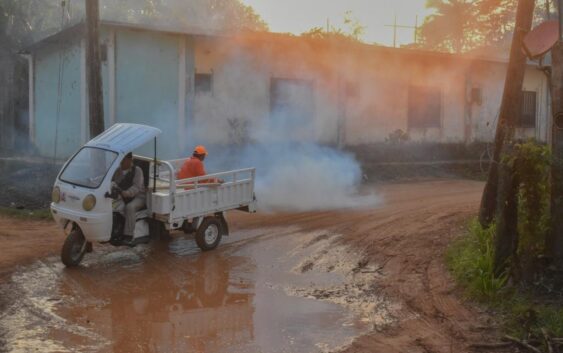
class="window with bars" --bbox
[407,85,442,129]
[518,90,537,128]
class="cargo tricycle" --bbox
[50,123,257,267]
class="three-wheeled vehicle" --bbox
[50,123,257,267]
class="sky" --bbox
[240,0,436,47]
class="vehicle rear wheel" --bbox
[195,217,223,251]
[61,229,87,267]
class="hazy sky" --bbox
[240,0,435,47]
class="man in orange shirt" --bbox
[177,145,223,186]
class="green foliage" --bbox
[448,219,563,344]
[420,0,477,53]
[502,298,563,341]
[0,207,52,220]
[419,0,551,53]
[447,219,508,301]
[227,118,252,146]
[385,129,410,144]
[2,0,269,52]
[509,140,551,275]
[301,10,366,43]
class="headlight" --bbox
[83,194,96,211]
[52,187,61,203]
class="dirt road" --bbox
[0,180,501,353]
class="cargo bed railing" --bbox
[173,168,256,192]
[135,156,256,221]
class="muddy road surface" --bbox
[0,180,501,353]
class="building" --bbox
[23,21,551,159]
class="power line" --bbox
[384,14,419,48]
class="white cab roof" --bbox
[86,123,162,153]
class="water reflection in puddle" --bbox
[0,227,366,352]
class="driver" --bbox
[112,152,145,239]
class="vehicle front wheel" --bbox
[61,229,87,267]
[195,217,223,251]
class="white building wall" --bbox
[192,35,551,146]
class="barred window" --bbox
[519,90,537,128]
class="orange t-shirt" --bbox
[177,157,206,180]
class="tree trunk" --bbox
[548,41,563,264]
[478,0,536,227]
[494,150,520,275]
[85,0,104,138]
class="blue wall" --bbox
[33,26,195,160]
[34,39,82,159]
[115,29,182,160]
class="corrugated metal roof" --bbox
[86,123,161,153]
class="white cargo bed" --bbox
[144,158,256,227]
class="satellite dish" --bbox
[523,20,559,59]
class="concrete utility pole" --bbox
[548,0,563,263]
[478,0,536,228]
[85,0,104,137]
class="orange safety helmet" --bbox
[194,145,208,156]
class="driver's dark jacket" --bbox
[112,166,145,200]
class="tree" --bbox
[480,0,536,273]
[419,0,550,53]
[100,0,268,32]
[419,0,477,53]
[2,0,268,51]
[302,11,366,42]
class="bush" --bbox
[448,218,563,346]
[510,141,551,280]
[447,219,508,301]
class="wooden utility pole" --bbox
[478,0,536,228]
[85,0,104,137]
[548,0,563,264]
[490,0,536,273]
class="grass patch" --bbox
[447,219,507,301]
[0,207,52,220]
[447,219,563,344]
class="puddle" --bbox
[0,227,370,353]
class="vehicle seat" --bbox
[133,158,150,211]
[133,159,151,189]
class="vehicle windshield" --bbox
[59,147,118,189]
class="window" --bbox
[195,73,212,94]
[519,91,537,128]
[100,43,108,62]
[408,85,442,129]
[270,78,314,121]
[269,78,315,139]
[59,147,118,189]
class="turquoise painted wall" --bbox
[33,27,195,160]
[115,29,182,159]
[100,28,111,129]
[34,39,82,159]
